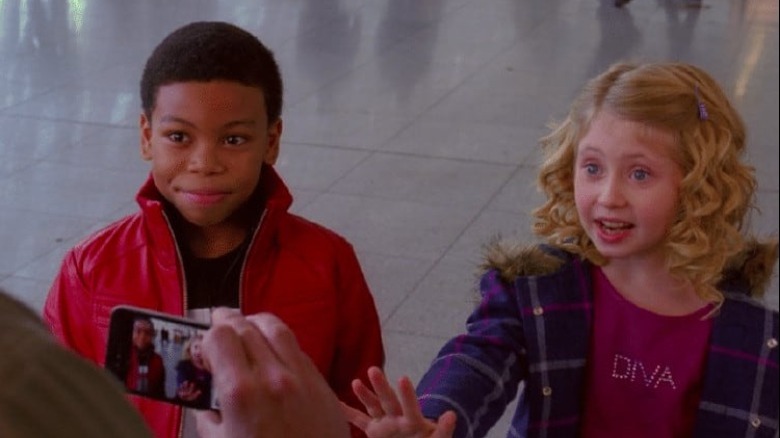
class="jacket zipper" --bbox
[161,210,188,438]
[238,209,267,311]
[161,211,189,316]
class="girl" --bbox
[175,333,212,408]
[344,62,779,438]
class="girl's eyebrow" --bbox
[576,145,603,156]
[577,145,659,162]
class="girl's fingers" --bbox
[351,378,385,418]
[396,376,426,423]
[366,367,403,417]
[340,401,371,431]
[350,370,451,438]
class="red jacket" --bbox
[44,167,385,438]
[126,347,166,399]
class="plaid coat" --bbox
[416,244,779,438]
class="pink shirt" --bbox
[581,266,713,438]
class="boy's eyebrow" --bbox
[158,115,258,129]
[159,115,193,126]
[223,119,258,129]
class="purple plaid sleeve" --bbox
[416,269,528,438]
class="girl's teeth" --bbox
[601,221,629,230]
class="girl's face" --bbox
[190,338,204,367]
[574,110,683,266]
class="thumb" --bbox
[432,411,457,438]
[194,409,221,438]
[340,401,371,431]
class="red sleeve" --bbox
[331,241,385,437]
[43,249,101,363]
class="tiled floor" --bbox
[1,0,777,435]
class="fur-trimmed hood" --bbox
[481,238,778,299]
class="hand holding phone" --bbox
[105,305,216,410]
[107,306,351,437]
[195,309,350,438]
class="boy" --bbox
[44,21,384,438]
[127,317,165,398]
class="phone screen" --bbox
[105,305,217,410]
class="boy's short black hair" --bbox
[133,316,154,329]
[140,21,283,123]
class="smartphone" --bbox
[105,305,218,410]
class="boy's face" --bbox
[132,320,155,350]
[140,81,281,230]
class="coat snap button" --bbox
[533,306,544,316]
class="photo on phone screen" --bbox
[105,305,218,410]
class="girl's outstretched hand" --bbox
[342,366,457,438]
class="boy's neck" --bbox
[182,221,249,259]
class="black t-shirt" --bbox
[181,242,246,309]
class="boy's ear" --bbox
[139,113,153,161]
[263,119,283,165]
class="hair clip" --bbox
[695,85,708,121]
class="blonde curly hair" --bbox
[181,333,204,362]
[533,61,756,306]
